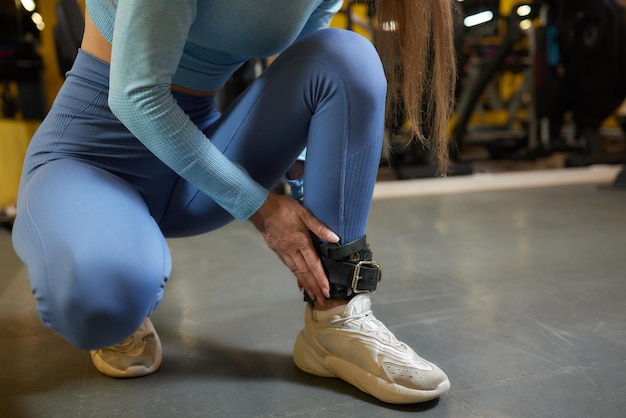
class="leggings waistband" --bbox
[68,49,112,88]
[67,49,218,116]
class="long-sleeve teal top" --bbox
[86,0,343,221]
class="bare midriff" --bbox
[81,11,217,97]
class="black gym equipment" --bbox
[535,0,626,166]
[0,0,46,120]
[451,0,626,170]
[451,0,530,161]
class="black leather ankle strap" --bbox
[305,236,382,301]
[318,236,369,260]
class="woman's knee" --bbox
[299,28,387,97]
[43,248,168,349]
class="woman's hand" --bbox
[249,193,339,305]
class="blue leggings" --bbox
[12,29,386,349]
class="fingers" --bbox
[290,210,334,303]
[280,250,329,303]
[249,193,339,303]
[303,212,340,244]
[299,244,330,299]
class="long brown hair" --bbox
[374,0,457,174]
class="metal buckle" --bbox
[351,260,381,293]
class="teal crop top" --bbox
[86,0,343,221]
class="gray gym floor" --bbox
[1,167,626,417]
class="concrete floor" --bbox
[1,168,626,417]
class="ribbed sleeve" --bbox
[107,0,268,221]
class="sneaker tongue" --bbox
[343,294,372,316]
[312,295,373,324]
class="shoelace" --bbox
[331,310,403,346]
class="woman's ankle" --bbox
[313,299,348,311]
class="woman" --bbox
[12,0,456,404]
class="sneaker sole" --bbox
[293,331,450,404]
[90,344,162,378]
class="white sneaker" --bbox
[90,317,162,378]
[293,294,450,404]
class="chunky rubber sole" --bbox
[293,330,450,404]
